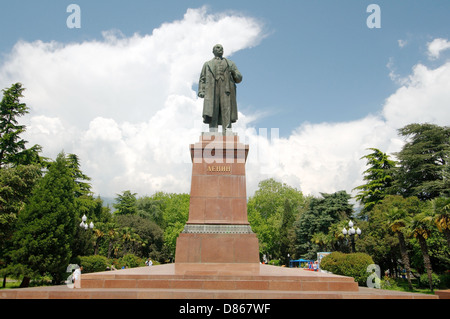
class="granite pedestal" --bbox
[175,133,260,267]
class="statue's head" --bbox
[213,44,224,58]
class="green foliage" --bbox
[320,252,374,286]
[149,192,190,257]
[357,206,398,273]
[248,178,305,261]
[380,277,399,290]
[432,197,450,247]
[0,164,41,242]
[267,259,281,266]
[9,152,77,284]
[115,214,164,260]
[117,254,144,268]
[439,272,450,288]
[395,123,450,200]
[353,148,396,216]
[114,190,138,215]
[295,191,353,259]
[248,178,304,219]
[0,83,42,168]
[418,272,440,289]
[66,153,92,198]
[136,196,165,227]
[78,255,110,274]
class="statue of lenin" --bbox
[198,44,242,133]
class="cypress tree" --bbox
[9,152,77,286]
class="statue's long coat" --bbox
[198,58,242,125]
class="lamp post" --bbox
[342,220,361,253]
[80,214,94,230]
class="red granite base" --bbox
[0,264,439,299]
[175,233,260,264]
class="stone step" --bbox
[0,264,438,299]
[0,286,438,299]
[79,277,359,292]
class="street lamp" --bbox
[80,214,94,230]
[342,220,361,252]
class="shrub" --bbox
[320,252,374,286]
[439,272,450,289]
[380,277,398,290]
[418,273,440,289]
[78,255,110,273]
[268,259,281,266]
[117,254,144,269]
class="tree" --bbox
[354,148,396,216]
[279,198,297,265]
[248,178,304,219]
[382,195,421,290]
[67,153,92,197]
[71,197,112,259]
[247,179,305,260]
[432,197,450,248]
[0,83,45,284]
[408,206,435,291]
[158,193,190,258]
[114,190,138,215]
[8,152,77,286]
[115,214,164,261]
[0,165,41,242]
[136,196,165,227]
[0,83,42,168]
[93,222,119,258]
[0,164,42,287]
[295,191,353,259]
[357,209,399,277]
[395,123,450,201]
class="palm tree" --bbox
[432,197,450,248]
[311,232,330,252]
[408,208,435,291]
[118,227,144,257]
[93,225,105,256]
[105,223,119,258]
[386,204,413,290]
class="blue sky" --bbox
[2,0,448,135]
[0,1,449,197]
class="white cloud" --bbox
[383,62,450,128]
[398,39,408,48]
[427,38,450,60]
[246,58,450,197]
[1,7,449,201]
[0,7,264,196]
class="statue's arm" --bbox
[230,62,242,84]
[198,63,207,98]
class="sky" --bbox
[0,0,449,201]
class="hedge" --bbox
[320,252,374,286]
[78,255,110,273]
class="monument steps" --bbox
[0,264,438,299]
[79,275,359,292]
[0,286,438,299]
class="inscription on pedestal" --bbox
[207,165,231,173]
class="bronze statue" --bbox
[198,44,242,133]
